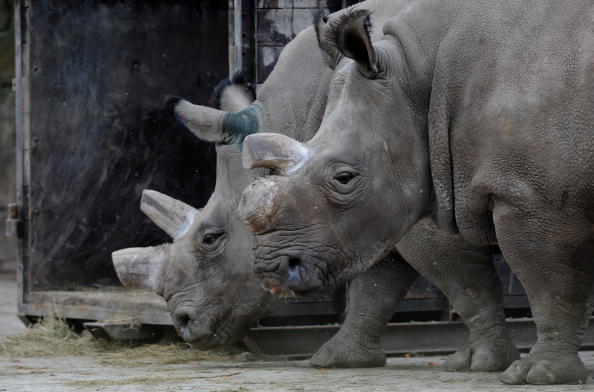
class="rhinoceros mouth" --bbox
[253,251,334,296]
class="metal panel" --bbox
[247,317,594,357]
[0,0,16,274]
[254,0,348,83]
[15,1,228,296]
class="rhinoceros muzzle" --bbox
[252,247,327,297]
[172,307,219,346]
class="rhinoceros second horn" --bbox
[140,189,199,240]
[172,98,260,146]
[242,133,309,172]
[173,99,227,143]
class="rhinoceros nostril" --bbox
[174,312,191,329]
[289,257,300,270]
[287,258,302,285]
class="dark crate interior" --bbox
[22,1,227,290]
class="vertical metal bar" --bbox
[14,0,31,312]
[233,0,243,76]
[251,0,256,85]
[14,0,24,310]
[228,0,235,78]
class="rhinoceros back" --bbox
[400,0,594,243]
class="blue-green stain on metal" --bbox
[222,104,260,150]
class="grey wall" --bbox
[0,0,15,274]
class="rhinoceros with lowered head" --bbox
[114,0,519,371]
[239,1,594,384]
[113,0,421,368]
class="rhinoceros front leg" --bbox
[310,251,418,368]
[397,219,520,372]
[493,208,594,385]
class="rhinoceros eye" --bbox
[335,172,355,185]
[323,163,366,208]
[202,232,224,246]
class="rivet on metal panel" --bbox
[5,203,20,238]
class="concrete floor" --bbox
[1,354,593,392]
[0,273,26,339]
[1,273,594,392]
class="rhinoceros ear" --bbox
[167,96,227,143]
[112,245,170,296]
[319,9,378,78]
[167,97,261,146]
[213,71,257,113]
[140,190,200,240]
[315,13,343,70]
[242,133,309,173]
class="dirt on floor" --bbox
[2,274,594,392]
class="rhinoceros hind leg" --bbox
[500,353,587,385]
[494,206,594,385]
[398,219,519,373]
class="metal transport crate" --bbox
[11,0,593,356]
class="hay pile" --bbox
[0,316,235,366]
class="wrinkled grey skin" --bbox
[240,0,594,384]
[114,0,426,366]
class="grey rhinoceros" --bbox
[112,0,420,368]
[114,0,518,371]
[239,1,594,385]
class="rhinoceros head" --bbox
[113,187,276,348]
[238,10,433,296]
[112,17,337,346]
[112,72,280,348]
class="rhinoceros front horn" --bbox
[238,177,282,235]
[112,245,170,295]
[242,133,309,172]
[112,190,200,295]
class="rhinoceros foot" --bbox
[442,338,520,372]
[310,334,386,368]
[499,352,587,385]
